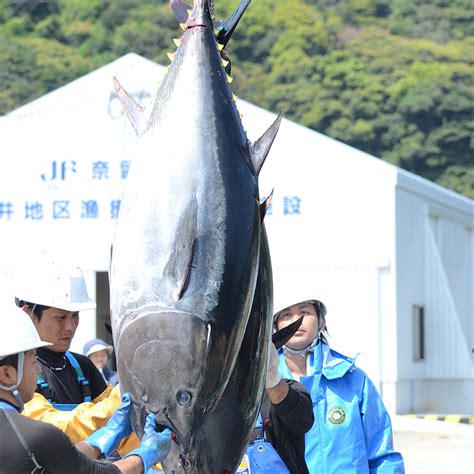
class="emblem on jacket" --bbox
[327,406,346,424]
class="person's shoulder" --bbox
[327,348,370,382]
[328,347,355,364]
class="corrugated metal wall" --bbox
[395,186,473,413]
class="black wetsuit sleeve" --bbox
[259,379,313,474]
[0,410,120,474]
[272,379,314,434]
[36,424,120,474]
[72,352,108,399]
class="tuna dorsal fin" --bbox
[170,0,192,24]
[250,113,282,176]
[259,190,274,222]
[163,196,198,302]
[113,76,146,136]
[215,0,251,47]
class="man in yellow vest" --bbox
[16,257,138,454]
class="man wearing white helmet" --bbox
[273,295,405,474]
[15,260,108,411]
[0,308,171,473]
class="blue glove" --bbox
[124,413,172,472]
[85,392,133,457]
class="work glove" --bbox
[85,392,133,457]
[124,413,172,472]
[265,343,282,389]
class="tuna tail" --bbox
[182,0,213,28]
[170,0,192,24]
[272,317,304,349]
[171,0,251,47]
[113,77,147,136]
[215,0,251,47]
[251,113,282,176]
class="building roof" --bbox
[3,52,471,211]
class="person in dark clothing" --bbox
[35,346,107,405]
[0,307,171,474]
[241,344,313,473]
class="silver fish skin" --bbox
[110,0,265,455]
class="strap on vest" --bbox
[36,352,92,408]
[65,352,92,403]
[3,408,44,472]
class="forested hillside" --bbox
[1,0,472,197]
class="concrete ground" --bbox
[391,415,473,473]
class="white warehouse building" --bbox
[0,53,472,415]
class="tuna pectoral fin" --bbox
[113,77,146,136]
[251,113,282,176]
[170,0,192,24]
[163,197,198,301]
[272,316,304,349]
[216,0,251,47]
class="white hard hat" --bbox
[273,289,327,323]
[273,286,318,318]
[0,307,52,359]
[14,259,96,312]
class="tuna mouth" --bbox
[155,407,188,454]
[156,410,195,471]
[187,23,208,29]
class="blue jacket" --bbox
[278,342,405,473]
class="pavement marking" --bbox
[404,414,474,424]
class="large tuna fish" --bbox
[109,0,281,470]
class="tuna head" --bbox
[115,307,212,445]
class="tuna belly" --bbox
[116,309,210,448]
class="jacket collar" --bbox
[313,343,357,380]
[278,342,358,380]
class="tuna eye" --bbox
[177,390,192,406]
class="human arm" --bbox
[266,379,289,404]
[265,344,289,403]
[84,393,132,457]
[22,384,120,443]
[265,344,313,434]
[361,377,405,473]
[25,418,121,474]
[268,379,313,434]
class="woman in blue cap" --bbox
[84,339,118,386]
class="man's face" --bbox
[31,308,79,352]
[275,301,319,351]
[88,349,109,369]
[18,350,42,403]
